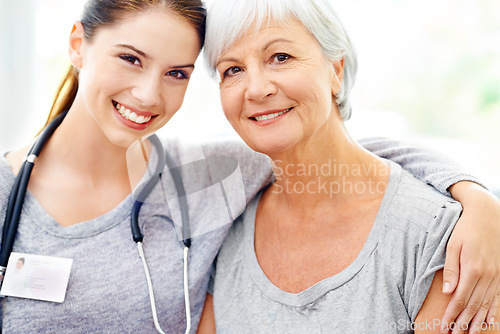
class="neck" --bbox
[36,101,146,189]
[266,114,390,212]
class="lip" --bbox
[249,107,293,125]
[112,100,157,130]
[249,108,290,119]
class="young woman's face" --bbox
[70,9,201,147]
[215,18,343,156]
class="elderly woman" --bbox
[197,0,500,333]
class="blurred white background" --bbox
[0,0,498,196]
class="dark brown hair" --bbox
[43,0,206,129]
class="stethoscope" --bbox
[0,110,192,334]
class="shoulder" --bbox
[383,165,462,235]
[377,165,462,268]
[161,136,274,202]
[161,136,270,170]
[2,144,31,177]
[0,151,17,232]
[200,138,271,173]
[378,164,462,319]
[0,151,17,195]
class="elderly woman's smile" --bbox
[199,0,500,332]
[215,18,344,156]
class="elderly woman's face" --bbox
[215,18,344,155]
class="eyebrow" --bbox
[173,64,196,70]
[115,44,195,69]
[263,38,294,51]
[216,38,294,67]
[116,44,148,58]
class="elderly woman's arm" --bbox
[360,137,500,333]
[443,182,500,333]
[415,270,500,334]
[197,294,216,334]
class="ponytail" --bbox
[40,66,78,132]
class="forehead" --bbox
[90,9,201,54]
[248,16,308,38]
[221,17,319,55]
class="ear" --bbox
[68,21,85,69]
[330,58,345,96]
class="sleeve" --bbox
[0,159,12,329]
[358,137,485,195]
[406,200,462,320]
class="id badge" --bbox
[0,252,73,303]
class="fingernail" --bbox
[442,282,451,293]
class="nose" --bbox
[131,73,162,107]
[244,66,277,102]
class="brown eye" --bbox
[224,66,243,78]
[119,54,141,66]
[166,70,189,80]
[273,53,290,63]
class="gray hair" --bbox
[204,0,357,120]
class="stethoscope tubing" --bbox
[1,110,68,269]
[130,134,191,247]
[130,134,192,334]
[130,134,166,243]
[1,110,192,334]
[128,134,192,334]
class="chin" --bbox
[246,139,294,157]
[104,131,143,150]
[257,129,301,153]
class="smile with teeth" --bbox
[253,108,292,121]
[114,103,152,124]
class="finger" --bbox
[441,268,478,334]
[451,274,495,334]
[468,279,497,334]
[443,243,462,294]
[485,280,500,326]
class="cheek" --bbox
[158,84,191,122]
[80,64,124,99]
[220,87,241,122]
[286,71,332,110]
[168,86,188,110]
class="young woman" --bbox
[0,0,499,333]
[0,1,210,332]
